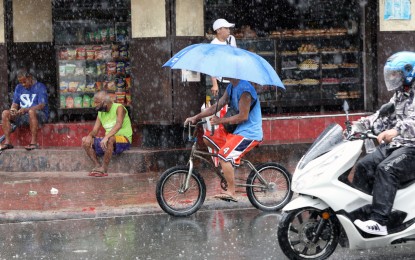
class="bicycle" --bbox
[156,121,293,217]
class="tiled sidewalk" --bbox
[0,170,253,222]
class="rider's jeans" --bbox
[353,145,389,193]
[371,146,415,225]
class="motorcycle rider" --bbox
[352,52,415,193]
[353,51,415,236]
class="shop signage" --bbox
[380,0,414,31]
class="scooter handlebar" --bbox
[347,131,378,141]
[367,133,378,139]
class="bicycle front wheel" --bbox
[156,166,206,217]
[246,162,293,211]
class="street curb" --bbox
[0,205,162,223]
[0,198,254,223]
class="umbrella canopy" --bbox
[163,43,284,89]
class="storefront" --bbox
[204,0,371,114]
[0,0,398,147]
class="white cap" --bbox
[213,18,235,31]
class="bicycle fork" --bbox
[180,143,197,192]
[180,158,194,192]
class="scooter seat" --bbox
[399,179,415,189]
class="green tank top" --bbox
[98,103,132,143]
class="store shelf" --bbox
[237,29,362,109]
[279,37,361,107]
[298,52,319,55]
[281,52,298,56]
[321,51,340,54]
[281,67,298,70]
[57,43,131,109]
[257,51,274,56]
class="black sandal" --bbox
[0,144,13,151]
[25,144,39,150]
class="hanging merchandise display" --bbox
[53,0,131,111]
[58,39,130,109]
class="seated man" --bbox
[1,68,49,151]
[82,91,132,177]
[184,78,262,202]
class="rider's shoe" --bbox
[354,219,388,236]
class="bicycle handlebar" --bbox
[184,121,206,142]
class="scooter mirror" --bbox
[378,103,395,117]
[343,101,350,113]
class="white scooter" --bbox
[277,102,415,260]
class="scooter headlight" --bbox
[292,148,345,192]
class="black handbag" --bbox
[223,106,239,133]
[223,87,257,134]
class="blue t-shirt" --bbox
[226,80,263,140]
[13,81,49,118]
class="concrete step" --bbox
[0,143,308,173]
[0,147,190,173]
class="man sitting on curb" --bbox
[82,91,132,177]
[1,68,49,151]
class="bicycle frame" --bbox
[181,122,268,191]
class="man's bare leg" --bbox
[1,110,13,145]
[203,138,218,152]
[100,137,115,173]
[28,110,39,145]
[219,159,236,197]
[82,137,101,170]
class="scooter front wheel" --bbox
[278,207,340,260]
[156,166,206,217]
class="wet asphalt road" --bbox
[0,208,414,259]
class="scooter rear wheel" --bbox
[278,207,340,260]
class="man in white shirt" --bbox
[210,18,237,96]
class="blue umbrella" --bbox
[163,43,284,89]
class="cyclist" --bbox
[184,78,262,202]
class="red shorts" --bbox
[203,128,261,166]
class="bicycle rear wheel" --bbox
[156,166,206,217]
[246,162,293,211]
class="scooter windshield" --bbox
[298,123,344,169]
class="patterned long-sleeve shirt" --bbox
[360,90,415,137]
[392,112,415,147]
